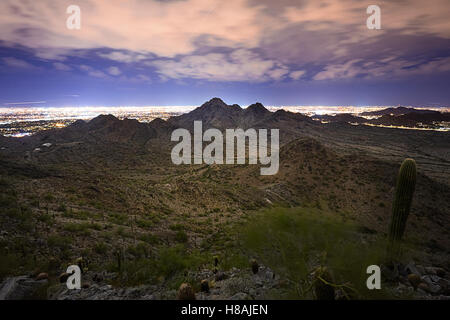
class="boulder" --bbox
[407,274,421,289]
[215,272,227,281]
[177,283,195,300]
[35,273,48,281]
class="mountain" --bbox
[168,98,243,129]
[168,97,312,131]
[0,97,449,300]
[368,112,450,127]
[312,113,366,123]
[360,106,440,116]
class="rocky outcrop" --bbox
[49,265,281,300]
[0,276,48,300]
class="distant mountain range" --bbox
[0,98,316,152]
[313,106,449,128]
[359,106,441,116]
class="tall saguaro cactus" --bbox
[388,158,417,257]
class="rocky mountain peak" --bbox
[245,103,269,114]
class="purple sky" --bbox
[0,0,450,107]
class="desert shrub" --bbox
[237,207,392,299]
[47,235,72,250]
[174,230,188,243]
[43,193,54,202]
[94,242,108,255]
[138,233,159,244]
[37,213,53,224]
[107,244,209,287]
[57,203,67,213]
[116,226,132,238]
[127,243,150,259]
[0,251,39,281]
[64,222,102,234]
[169,223,185,231]
[136,218,153,229]
[109,212,128,225]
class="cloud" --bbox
[2,57,36,69]
[53,62,72,71]
[0,0,265,58]
[107,66,121,76]
[150,49,289,82]
[4,101,46,105]
[80,64,106,78]
[0,0,449,82]
[98,51,148,63]
[313,56,450,80]
[289,70,306,80]
[135,74,151,82]
[313,60,362,80]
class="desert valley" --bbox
[0,98,449,300]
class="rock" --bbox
[407,274,422,289]
[399,276,409,285]
[250,259,259,274]
[35,273,48,281]
[82,282,91,289]
[418,282,430,293]
[215,272,227,281]
[177,283,196,300]
[435,268,446,277]
[437,278,450,295]
[0,276,48,300]
[422,275,441,294]
[394,283,414,297]
[254,278,263,287]
[398,263,409,277]
[416,265,426,275]
[405,262,420,276]
[230,292,251,300]
[93,273,104,283]
[200,280,209,293]
[425,267,446,277]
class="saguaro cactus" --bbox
[388,158,417,256]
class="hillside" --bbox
[0,98,449,299]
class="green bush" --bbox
[47,235,72,250]
[237,207,392,299]
[94,242,108,255]
[174,230,188,243]
[106,244,209,287]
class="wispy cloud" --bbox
[53,62,72,71]
[4,101,46,105]
[80,65,107,78]
[2,57,36,69]
[150,49,288,82]
[107,66,121,76]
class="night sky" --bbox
[0,0,450,107]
